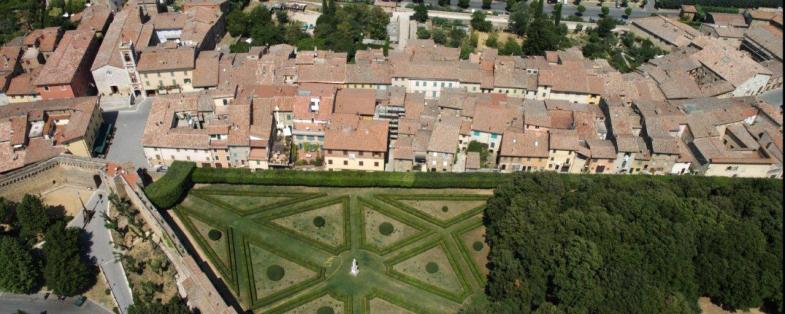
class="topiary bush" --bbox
[425,262,439,273]
[266,265,285,281]
[379,222,394,235]
[144,161,195,209]
[442,205,449,212]
[316,306,335,314]
[472,241,484,251]
[313,216,326,228]
[208,229,222,241]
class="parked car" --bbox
[73,296,87,307]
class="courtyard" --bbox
[172,184,493,313]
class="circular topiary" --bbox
[208,229,222,241]
[317,307,335,314]
[441,205,449,212]
[425,262,439,274]
[473,241,484,251]
[378,222,394,235]
[313,216,326,228]
[266,265,285,281]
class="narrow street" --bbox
[0,292,112,314]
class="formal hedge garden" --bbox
[144,161,195,209]
[172,182,491,313]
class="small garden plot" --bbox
[391,244,464,295]
[187,215,231,268]
[461,226,490,276]
[362,206,423,252]
[271,201,347,250]
[396,198,487,221]
[368,297,415,314]
[247,244,320,299]
[285,293,345,314]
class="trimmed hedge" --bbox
[192,168,510,189]
[144,161,196,209]
[656,0,780,9]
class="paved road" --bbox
[0,292,111,314]
[69,186,134,314]
[760,88,783,108]
[405,0,678,20]
[104,98,152,170]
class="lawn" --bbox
[173,185,492,313]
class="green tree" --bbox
[438,0,451,6]
[16,195,50,242]
[43,221,94,297]
[508,1,530,36]
[553,3,562,25]
[458,0,471,9]
[0,197,14,225]
[624,7,632,17]
[275,10,289,24]
[522,17,562,55]
[448,27,467,48]
[413,3,428,23]
[225,9,248,37]
[498,37,522,55]
[432,28,447,44]
[485,32,499,47]
[576,4,586,16]
[0,236,41,293]
[416,27,431,39]
[471,11,492,32]
[596,16,616,37]
[128,296,191,314]
[601,6,610,17]
[482,0,493,9]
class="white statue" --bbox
[350,258,359,276]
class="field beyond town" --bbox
[173,184,493,313]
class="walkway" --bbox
[69,185,134,314]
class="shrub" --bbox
[144,161,195,209]
[425,262,439,273]
[266,265,285,281]
[208,229,222,241]
[472,241,484,251]
[442,205,449,212]
[317,307,335,314]
[313,216,326,228]
[379,222,395,235]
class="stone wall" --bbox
[0,156,105,201]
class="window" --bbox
[172,79,177,86]
[157,73,161,78]
[343,160,348,165]
[184,79,191,84]
[491,133,497,139]
[433,82,437,87]
[415,81,419,87]
[432,91,437,98]
[374,162,379,167]
[328,159,333,165]
[359,161,364,166]
[472,131,479,136]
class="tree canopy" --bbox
[480,173,783,314]
[0,236,41,293]
[42,221,95,297]
[128,296,192,314]
[16,194,51,242]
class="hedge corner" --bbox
[144,161,196,209]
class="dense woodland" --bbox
[472,173,783,314]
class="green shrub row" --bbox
[357,198,434,255]
[384,241,471,303]
[191,167,510,189]
[263,196,351,254]
[144,161,196,209]
[192,189,326,217]
[374,194,488,228]
[656,0,779,9]
[451,219,487,285]
[241,238,326,309]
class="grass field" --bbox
[173,184,492,313]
